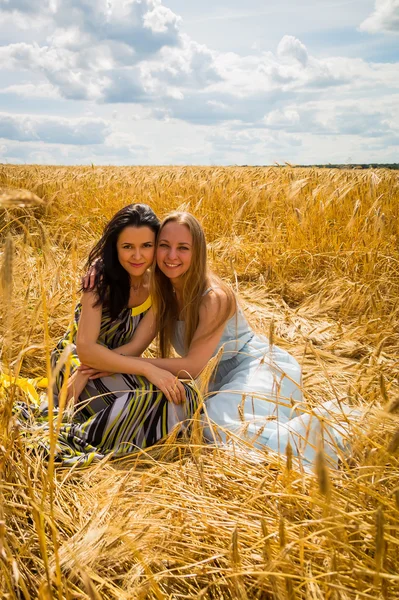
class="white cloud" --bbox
[261,102,398,139]
[0,43,109,100]
[0,113,110,144]
[331,107,392,136]
[360,0,399,34]
[0,1,213,103]
[277,35,308,67]
[143,36,221,90]
[0,139,148,165]
[0,83,60,98]
[155,45,399,129]
[207,126,302,152]
[1,0,183,66]
[202,125,303,166]
[143,4,181,34]
[1,2,396,117]
[263,108,301,129]
[0,0,48,13]
[48,27,92,51]
[0,8,48,33]
[0,0,398,164]
[51,0,181,56]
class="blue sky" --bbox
[0,0,398,165]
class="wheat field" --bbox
[0,164,399,599]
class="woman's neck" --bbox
[170,276,183,292]
[130,272,149,290]
[127,272,150,307]
[173,288,183,315]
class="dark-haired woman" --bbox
[50,204,199,466]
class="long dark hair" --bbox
[87,204,160,319]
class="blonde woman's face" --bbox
[157,222,193,281]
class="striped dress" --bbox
[49,297,200,466]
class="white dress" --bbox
[172,305,356,470]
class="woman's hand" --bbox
[78,362,186,405]
[66,370,89,404]
[144,365,186,405]
[80,362,186,403]
[78,364,113,379]
[81,259,101,291]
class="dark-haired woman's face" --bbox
[116,226,156,278]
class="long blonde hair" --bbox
[151,212,236,357]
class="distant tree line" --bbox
[297,163,399,170]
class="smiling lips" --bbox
[164,262,181,269]
[129,262,145,268]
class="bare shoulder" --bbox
[80,289,102,311]
[200,286,236,318]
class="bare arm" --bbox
[76,292,150,373]
[113,308,157,357]
[138,289,234,378]
[76,292,185,403]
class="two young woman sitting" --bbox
[51,204,353,468]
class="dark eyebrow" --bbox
[122,240,154,244]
